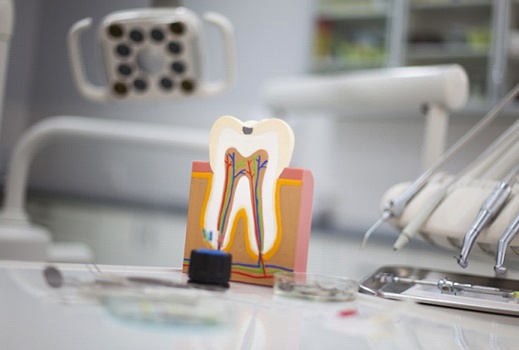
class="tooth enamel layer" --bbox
[204,116,294,258]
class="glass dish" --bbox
[273,272,358,302]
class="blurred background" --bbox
[2,0,519,270]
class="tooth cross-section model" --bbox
[183,116,314,286]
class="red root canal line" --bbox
[213,148,269,274]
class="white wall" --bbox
[1,1,41,177]
[2,0,517,233]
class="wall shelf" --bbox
[407,44,489,61]
[316,0,389,20]
[311,0,519,110]
[409,1,491,11]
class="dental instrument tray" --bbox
[359,265,519,316]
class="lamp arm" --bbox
[201,12,237,96]
[422,103,450,170]
[262,64,469,113]
[0,116,209,224]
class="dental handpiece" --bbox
[362,82,519,249]
[458,166,519,268]
[494,213,519,275]
[377,273,517,298]
[361,169,432,249]
[394,119,519,251]
[393,180,453,251]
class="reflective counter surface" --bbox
[2,260,519,350]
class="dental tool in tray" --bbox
[362,82,519,252]
[375,272,518,299]
[360,266,519,316]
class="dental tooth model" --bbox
[182,116,314,286]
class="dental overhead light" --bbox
[69,5,236,102]
[367,82,519,252]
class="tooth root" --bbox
[204,116,294,259]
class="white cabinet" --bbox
[311,0,519,109]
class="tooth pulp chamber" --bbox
[203,117,294,268]
[217,148,269,252]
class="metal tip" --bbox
[393,232,410,251]
[360,212,391,249]
[360,222,379,249]
[494,265,507,276]
[457,256,468,268]
[359,236,370,249]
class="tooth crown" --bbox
[183,116,313,286]
[209,116,294,176]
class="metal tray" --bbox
[359,265,519,317]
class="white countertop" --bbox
[16,195,519,348]
[1,260,519,350]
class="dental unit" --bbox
[393,119,519,252]
[364,81,519,249]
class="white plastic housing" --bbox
[382,178,519,262]
[263,64,469,170]
[262,64,469,114]
[0,224,51,261]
